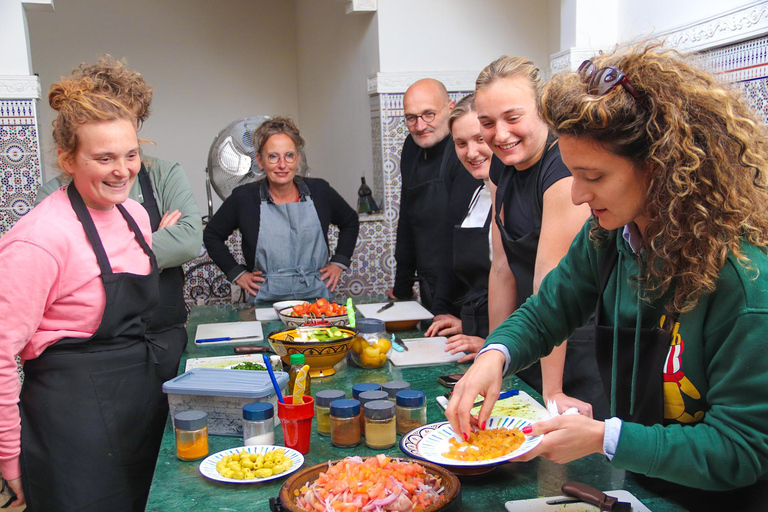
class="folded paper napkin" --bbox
[546,399,580,418]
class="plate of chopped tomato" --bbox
[401,417,543,471]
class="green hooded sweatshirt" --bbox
[485,221,768,490]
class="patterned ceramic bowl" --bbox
[267,325,356,377]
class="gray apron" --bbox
[252,179,331,302]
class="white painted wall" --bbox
[376,0,555,75]
[294,0,380,206]
[26,0,299,214]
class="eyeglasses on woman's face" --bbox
[265,152,297,164]
[578,60,643,102]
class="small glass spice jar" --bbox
[330,399,361,448]
[395,390,427,435]
[174,410,209,461]
[357,390,389,435]
[315,389,345,436]
[242,402,274,446]
[364,400,397,449]
[382,380,410,401]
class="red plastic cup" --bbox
[277,395,315,454]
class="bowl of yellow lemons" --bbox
[347,318,392,369]
[267,325,356,377]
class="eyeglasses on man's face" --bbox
[265,152,297,164]
[578,60,643,102]
[405,103,448,126]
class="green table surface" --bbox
[146,303,684,511]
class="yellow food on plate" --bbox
[442,427,525,461]
[215,449,291,480]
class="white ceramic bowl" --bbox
[277,306,349,328]
[272,300,305,314]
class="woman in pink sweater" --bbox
[0,70,164,510]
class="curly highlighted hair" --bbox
[541,42,768,315]
[48,75,136,171]
[70,54,153,127]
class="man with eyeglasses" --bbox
[388,79,481,311]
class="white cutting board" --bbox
[254,308,279,321]
[356,301,434,322]
[194,321,264,345]
[505,490,650,511]
[436,390,550,423]
[389,337,465,366]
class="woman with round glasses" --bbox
[204,117,359,301]
[472,55,608,418]
[446,43,768,506]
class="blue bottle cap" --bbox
[330,398,361,418]
[396,389,426,407]
[352,382,382,398]
[315,389,346,407]
[242,402,274,421]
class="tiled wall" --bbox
[0,100,41,237]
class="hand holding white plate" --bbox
[414,416,542,467]
[199,445,304,484]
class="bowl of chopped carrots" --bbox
[278,299,349,328]
[277,454,461,512]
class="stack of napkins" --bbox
[546,399,580,418]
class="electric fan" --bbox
[204,115,310,218]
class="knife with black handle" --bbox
[561,482,632,511]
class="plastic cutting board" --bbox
[194,321,264,345]
[504,490,651,511]
[388,337,465,366]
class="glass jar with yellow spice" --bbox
[358,390,389,436]
[314,389,345,437]
[174,410,209,461]
[364,400,396,449]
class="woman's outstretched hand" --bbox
[444,349,505,439]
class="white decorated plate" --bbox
[410,417,542,467]
[199,445,304,484]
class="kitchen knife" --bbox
[233,345,274,354]
[392,334,409,351]
[376,301,395,313]
[561,482,632,512]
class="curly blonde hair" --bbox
[541,42,768,315]
[70,54,153,128]
[253,116,305,155]
[49,75,136,170]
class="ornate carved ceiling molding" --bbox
[656,0,768,52]
[0,75,41,100]
[368,71,479,95]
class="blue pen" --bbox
[263,353,284,403]
[473,389,519,408]
[196,335,261,343]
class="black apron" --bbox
[19,184,166,512]
[593,233,768,509]
[493,137,607,418]
[451,193,492,338]
[138,165,188,383]
[405,141,454,311]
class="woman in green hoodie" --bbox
[446,43,768,506]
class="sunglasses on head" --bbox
[578,60,643,102]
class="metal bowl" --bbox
[277,456,462,512]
